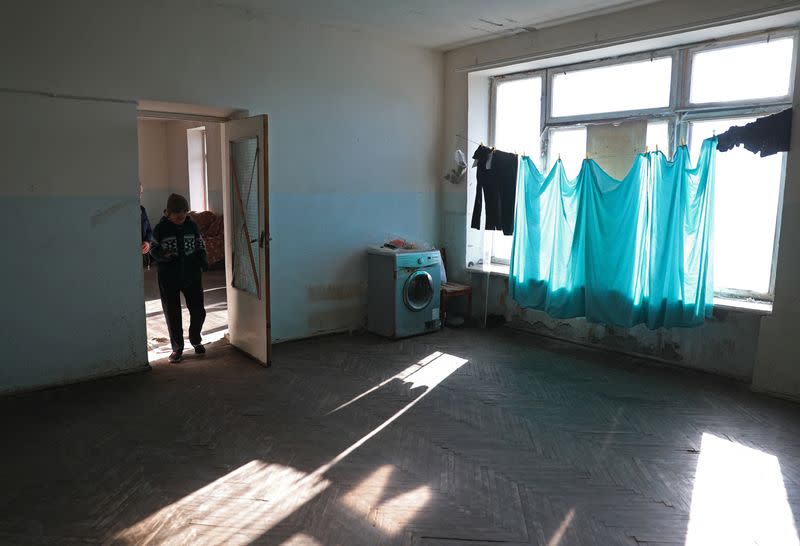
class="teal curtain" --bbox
[509,138,717,329]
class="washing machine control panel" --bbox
[397,251,440,269]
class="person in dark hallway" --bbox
[150,193,208,363]
[140,183,153,266]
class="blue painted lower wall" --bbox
[0,195,149,393]
[269,191,437,342]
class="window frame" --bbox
[488,28,799,299]
[682,31,798,110]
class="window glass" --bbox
[646,121,670,154]
[690,38,794,104]
[494,77,542,163]
[690,118,783,294]
[551,57,672,117]
[548,127,587,179]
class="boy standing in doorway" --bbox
[150,194,208,363]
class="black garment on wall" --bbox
[716,108,793,157]
[471,145,518,236]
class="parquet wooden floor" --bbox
[1,327,799,545]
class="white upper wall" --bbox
[0,1,442,197]
[137,120,168,192]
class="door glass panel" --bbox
[405,271,433,311]
[230,137,261,297]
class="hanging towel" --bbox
[716,108,792,157]
[510,138,717,330]
[471,145,518,236]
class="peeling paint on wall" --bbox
[90,199,133,226]
[307,282,367,302]
[307,304,366,334]
[472,273,761,381]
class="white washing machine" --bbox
[367,247,441,338]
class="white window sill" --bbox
[712,297,772,315]
[466,263,773,316]
[466,263,510,277]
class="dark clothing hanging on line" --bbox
[471,145,518,236]
[716,108,793,157]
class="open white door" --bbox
[222,115,271,366]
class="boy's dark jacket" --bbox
[150,216,209,284]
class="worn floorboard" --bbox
[1,327,799,545]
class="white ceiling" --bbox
[211,0,660,50]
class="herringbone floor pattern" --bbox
[1,327,799,545]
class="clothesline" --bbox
[457,107,792,160]
[459,134,694,161]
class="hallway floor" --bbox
[144,266,228,361]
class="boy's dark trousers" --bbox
[158,276,206,352]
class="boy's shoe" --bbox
[169,351,183,363]
[194,344,206,355]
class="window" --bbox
[187,126,209,212]
[548,127,586,179]
[690,38,794,104]
[689,118,785,296]
[551,57,672,117]
[487,31,795,299]
[488,76,543,264]
[494,76,542,158]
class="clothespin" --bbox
[558,153,561,161]
[655,144,659,153]
[645,145,649,153]
[680,138,686,147]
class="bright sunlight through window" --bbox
[486,32,792,299]
[552,57,672,117]
[690,38,794,104]
[548,127,587,180]
[690,118,784,295]
[494,77,542,160]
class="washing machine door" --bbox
[403,269,434,311]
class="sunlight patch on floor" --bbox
[147,328,228,363]
[328,350,466,415]
[114,461,331,545]
[548,508,576,546]
[117,351,465,543]
[280,533,322,545]
[686,433,799,546]
[342,464,432,535]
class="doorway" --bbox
[137,102,231,362]
[136,101,272,366]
